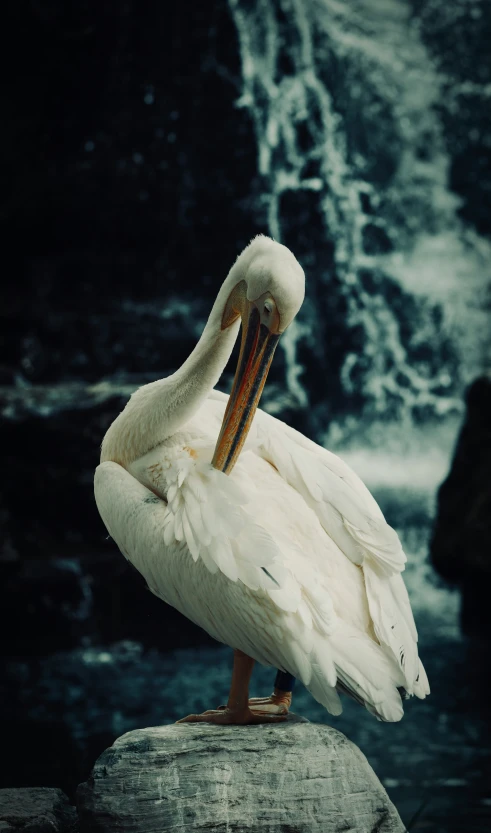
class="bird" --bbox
[94,234,429,725]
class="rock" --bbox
[0,788,76,832]
[431,375,491,581]
[77,720,405,833]
[430,375,491,636]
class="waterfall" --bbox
[227,0,490,428]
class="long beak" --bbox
[211,302,280,475]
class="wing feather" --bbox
[255,410,405,574]
[94,461,341,713]
[245,401,427,698]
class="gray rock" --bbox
[0,788,77,832]
[77,717,405,833]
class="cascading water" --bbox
[228,0,490,430]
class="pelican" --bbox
[95,235,429,725]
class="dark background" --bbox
[1,1,490,831]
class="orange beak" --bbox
[211,302,280,475]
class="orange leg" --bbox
[217,687,292,715]
[247,688,292,714]
[176,650,288,725]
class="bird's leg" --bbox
[250,669,294,712]
[176,649,287,725]
[218,670,295,715]
[248,688,293,714]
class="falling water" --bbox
[228,0,490,423]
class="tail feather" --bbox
[363,560,419,692]
[307,666,343,715]
[330,625,406,722]
[413,658,430,699]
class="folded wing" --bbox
[208,389,429,701]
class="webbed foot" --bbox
[176,706,287,725]
[217,689,292,715]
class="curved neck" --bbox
[169,311,240,425]
[101,266,243,467]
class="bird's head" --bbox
[212,236,305,473]
[240,235,305,334]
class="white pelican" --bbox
[95,235,429,725]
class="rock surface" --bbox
[431,375,491,636]
[0,788,76,832]
[77,719,405,833]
